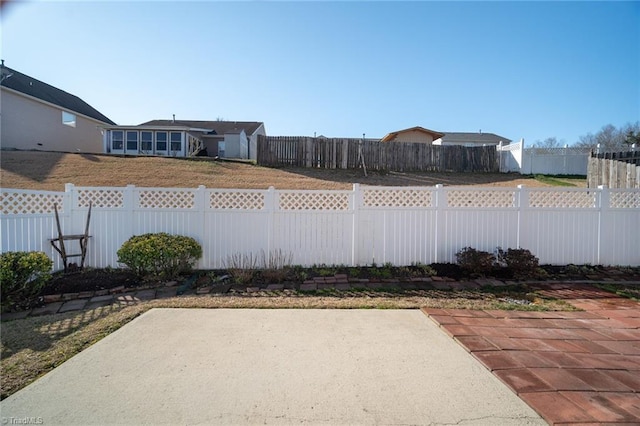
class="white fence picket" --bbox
[1,184,638,269]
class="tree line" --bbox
[532,122,640,151]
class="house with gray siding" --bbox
[0,61,115,153]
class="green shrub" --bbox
[0,251,52,312]
[497,248,540,279]
[455,247,495,276]
[117,233,202,280]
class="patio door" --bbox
[140,131,153,155]
[110,130,124,154]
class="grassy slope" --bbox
[1,151,586,191]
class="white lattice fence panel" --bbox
[279,192,350,210]
[446,190,516,208]
[139,190,195,209]
[1,191,64,214]
[362,188,433,208]
[209,191,265,210]
[610,190,640,209]
[529,190,596,208]
[78,189,124,208]
[497,141,522,152]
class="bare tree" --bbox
[575,122,640,151]
[531,137,563,148]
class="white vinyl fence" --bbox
[499,140,592,175]
[1,183,639,270]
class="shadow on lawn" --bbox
[0,304,122,358]
[0,150,67,183]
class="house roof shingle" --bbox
[139,119,263,135]
[0,63,116,125]
[440,132,511,144]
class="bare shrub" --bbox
[224,253,258,284]
[225,250,294,284]
[260,249,293,283]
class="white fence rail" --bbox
[1,184,639,270]
[499,140,592,175]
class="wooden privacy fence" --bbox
[588,151,640,189]
[257,136,499,172]
[2,183,639,271]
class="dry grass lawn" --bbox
[1,151,586,191]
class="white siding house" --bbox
[103,119,266,159]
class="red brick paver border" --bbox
[422,283,640,425]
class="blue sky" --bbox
[1,1,638,145]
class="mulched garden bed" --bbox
[42,264,640,297]
[43,268,139,295]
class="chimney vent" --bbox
[172,114,175,123]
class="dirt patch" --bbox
[0,151,586,190]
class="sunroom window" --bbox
[156,132,168,152]
[126,131,138,152]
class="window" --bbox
[62,111,76,127]
[141,131,153,152]
[156,132,168,152]
[170,132,182,153]
[126,131,138,152]
[111,130,124,150]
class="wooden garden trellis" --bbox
[50,202,92,272]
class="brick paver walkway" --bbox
[422,283,640,425]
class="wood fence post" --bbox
[342,139,349,169]
[305,138,313,168]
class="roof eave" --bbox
[2,86,115,125]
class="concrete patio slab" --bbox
[0,309,544,425]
